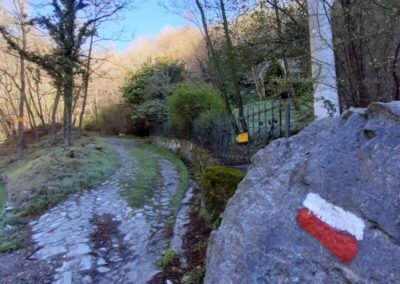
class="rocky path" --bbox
[29,139,182,284]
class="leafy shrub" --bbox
[192,110,222,148]
[158,249,179,269]
[122,58,184,131]
[168,83,224,138]
[200,166,244,222]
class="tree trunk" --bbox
[51,90,61,141]
[307,0,340,119]
[391,42,400,101]
[273,0,291,75]
[17,0,27,152]
[27,72,46,126]
[0,109,12,138]
[195,0,239,134]
[62,1,75,150]
[79,28,95,130]
[251,66,266,100]
[25,95,39,142]
[63,63,74,149]
[219,0,247,133]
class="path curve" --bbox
[29,138,180,284]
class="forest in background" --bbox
[0,0,399,153]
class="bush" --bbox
[192,110,222,148]
[158,249,179,269]
[200,166,244,222]
[182,267,206,284]
[122,58,184,131]
[168,83,224,138]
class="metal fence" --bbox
[205,96,292,165]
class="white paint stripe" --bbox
[303,193,365,241]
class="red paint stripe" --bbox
[297,208,358,263]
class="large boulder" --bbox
[205,102,400,283]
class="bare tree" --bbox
[0,0,128,149]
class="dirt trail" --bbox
[27,138,181,284]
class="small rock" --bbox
[62,271,72,284]
[97,266,111,273]
[109,254,123,263]
[97,258,107,266]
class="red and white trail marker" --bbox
[297,193,365,263]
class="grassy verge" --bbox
[119,137,189,222]
[0,133,119,252]
[144,144,189,221]
[0,184,5,209]
[121,148,159,208]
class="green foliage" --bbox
[264,57,285,97]
[133,99,167,125]
[168,83,224,138]
[122,58,185,129]
[0,184,6,209]
[0,213,23,253]
[200,166,244,223]
[192,110,222,148]
[182,267,206,284]
[122,148,159,208]
[158,249,179,269]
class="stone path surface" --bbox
[29,139,182,284]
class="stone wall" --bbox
[149,137,219,175]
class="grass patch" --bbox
[134,139,189,221]
[157,249,179,269]
[0,184,6,209]
[145,145,189,221]
[119,137,190,222]
[0,213,23,253]
[122,148,159,208]
[0,132,119,251]
[9,136,119,217]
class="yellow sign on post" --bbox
[17,117,25,123]
[236,132,249,144]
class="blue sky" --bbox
[99,0,185,51]
[25,0,185,51]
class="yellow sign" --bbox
[17,117,25,123]
[236,132,249,144]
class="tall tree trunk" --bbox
[252,66,264,100]
[195,0,239,134]
[307,0,340,119]
[63,63,74,149]
[17,0,27,152]
[219,0,247,133]
[0,109,12,138]
[273,0,291,75]
[63,1,75,149]
[391,42,400,101]
[78,29,94,130]
[51,90,61,141]
[24,95,38,142]
[27,73,46,126]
